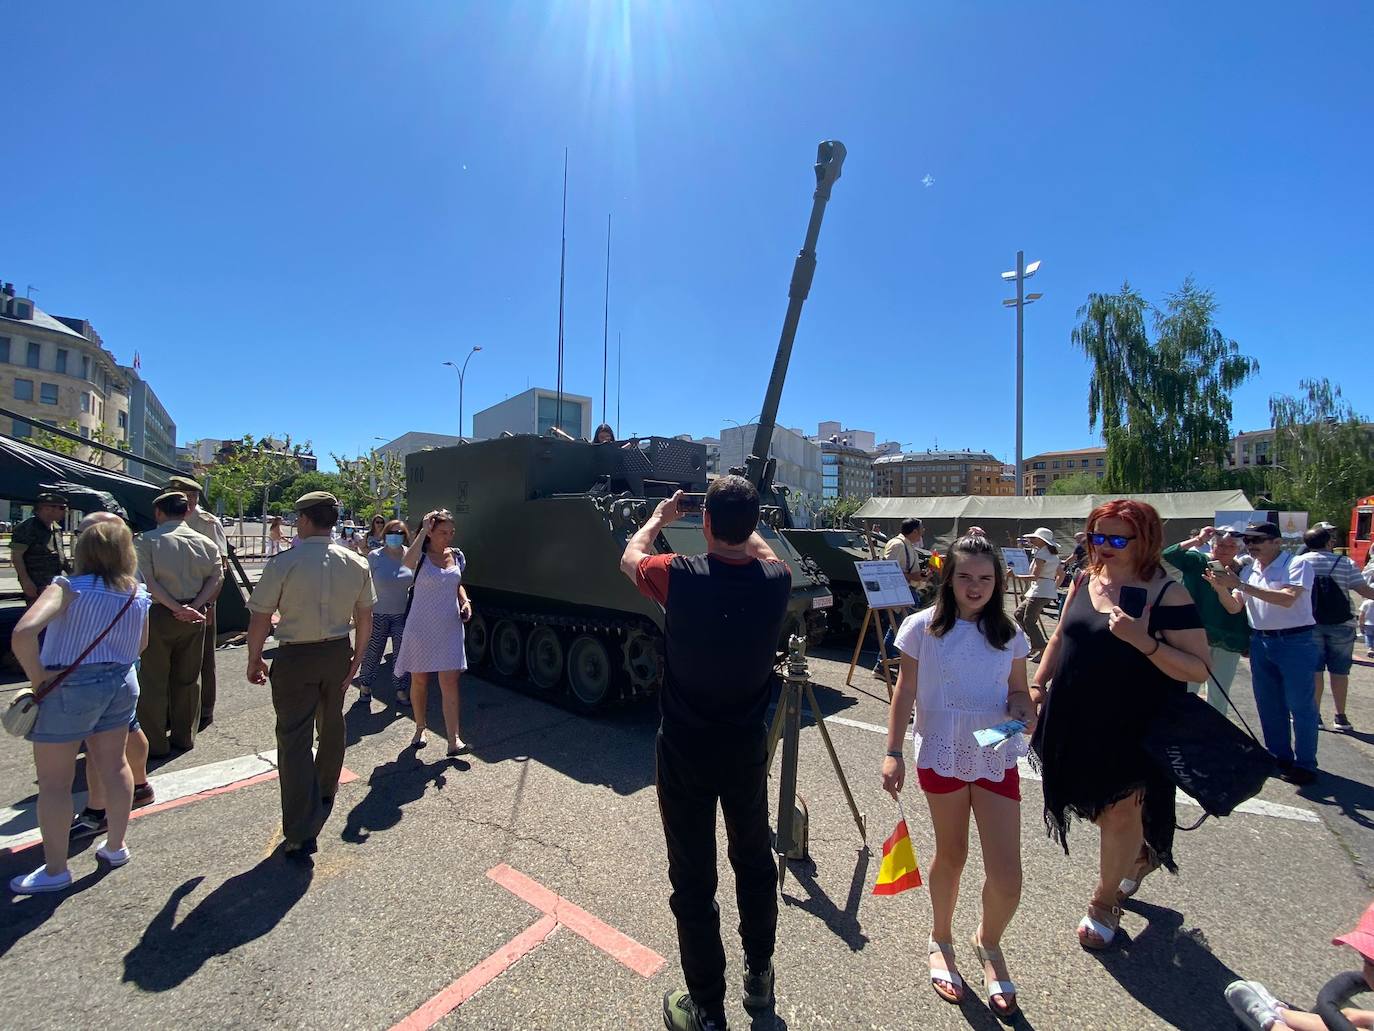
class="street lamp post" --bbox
[443,346,484,439]
[1001,252,1043,496]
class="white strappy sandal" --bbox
[1077,900,1121,950]
[928,937,965,1004]
[971,934,1019,1021]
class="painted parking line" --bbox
[391,865,666,1031]
[0,749,359,855]
[809,710,1321,825]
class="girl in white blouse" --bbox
[881,534,1034,1021]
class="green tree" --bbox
[816,495,864,527]
[1268,379,1374,536]
[33,419,131,470]
[207,435,312,527]
[270,470,351,515]
[1046,471,1102,495]
[330,450,407,521]
[1072,278,1258,492]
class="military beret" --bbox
[34,492,68,505]
[167,475,204,494]
[153,490,189,507]
[295,490,339,511]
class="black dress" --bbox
[1030,574,1203,872]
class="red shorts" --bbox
[917,765,1021,802]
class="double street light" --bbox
[1001,252,1043,496]
[443,346,484,440]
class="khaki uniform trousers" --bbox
[269,637,352,845]
[199,601,218,716]
[139,606,207,755]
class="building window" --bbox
[26,342,41,368]
[1051,460,1061,469]
[11,418,31,438]
[81,356,91,380]
[118,411,128,432]
[80,393,90,413]
[79,426,90,439]
[1096,457,1104,467]
[40,383,58,405]
[1033,461,1046,470]
[14,378,34,401]
[0,336,8,362]
[56,349,68,374]
[536,396,583,438]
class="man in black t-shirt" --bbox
[620,475,792,1031]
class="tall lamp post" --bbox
[1001,252,1043,496]
[443,346,483,439]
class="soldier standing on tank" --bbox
[620,474,792,1031]
[246,491,375,859]
[167,475,230,730]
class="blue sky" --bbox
[7,2,1372,470]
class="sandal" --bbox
[970,933,1019,1021]
[928,938,965,1004]
[395,689,411,708]
[1118,849,1160,901]
[1078,900,1121,950]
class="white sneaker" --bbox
[95,841,131,868]
[1225,979,1285,1030]
[9,866,73,894]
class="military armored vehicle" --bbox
[406,138,848,711]
[406,434,832,710]
[783,525,933,639]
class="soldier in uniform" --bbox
[167,475,230,729]
[246,491,375,858]
[9,492,72,604]
[134,491,223,756]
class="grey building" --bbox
[472,387,592,441]
[119,365,177,480]
[374,431,464,459]
[718,424,823,501]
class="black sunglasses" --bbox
[1089,532,1137,549]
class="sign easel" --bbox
[844,558,915,699]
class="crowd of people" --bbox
[7,481,473,883]
[7,480,1374,1027]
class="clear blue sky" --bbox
[8,2,1373,471]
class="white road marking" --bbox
[0,749,283,852]
[806,710,1321,825]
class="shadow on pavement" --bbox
[781,847,871,952]
[0,863,111,959]
[344,693,406,747]
[1088,898,1239,1029]
[341,747,458,844]
[121,853,312,990]
[1298,768,1374,830]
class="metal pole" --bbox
[458,370,465,439]
[556,149,567,435]
[602,213,611,427]
[1015,249,1025,497]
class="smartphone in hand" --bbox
[1119,585,1148,618]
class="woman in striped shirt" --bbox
[9,517,151,894]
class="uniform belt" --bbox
[1253,624,1315,638]
[278,635,350,648]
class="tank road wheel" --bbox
[526,625,564,691]
[567,635,614,711]
[840,590,868,634]
[491,620,525,678]
[621,629,661,696]
[465,610,489,668]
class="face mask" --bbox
[384,533,404,548]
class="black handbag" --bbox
[1140,664,1278,823]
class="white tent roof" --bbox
[854,490,1253,522]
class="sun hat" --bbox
[1021,527,1056,547]
[1333,903,1374,963]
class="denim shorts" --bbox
[28,662,139,744]
[1314,622,1357,676]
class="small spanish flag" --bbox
[872,807,923,895]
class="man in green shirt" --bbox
[1162,526,1250,714]
[9,493,71,604]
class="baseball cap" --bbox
[1313,521,1337,532]
[1334,903,1374,963]
[1243,522,1281,540]
[34,492,68,506]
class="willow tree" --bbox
[1269,379,1374,534]
[1072,278,1258,492]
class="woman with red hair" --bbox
[1029,499,1210,949]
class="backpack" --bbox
[1313,555,1353,625]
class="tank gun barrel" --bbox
[746,140,847,491]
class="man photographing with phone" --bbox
[619,474,792,1031]
[1164,526,1251,715]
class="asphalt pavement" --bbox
[2,621,1372,1030]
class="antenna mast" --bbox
[602,213,611,427]
[556,149,568,435]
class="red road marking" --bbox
[488,862,666,978]
[2,765,359,857]
[387,914,559,1031]
[390,864,667,1030]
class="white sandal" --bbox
[1078,901,1121,950]
[928,938,965,1004]
[971,934,1019,1020]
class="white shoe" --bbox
[9,866,72,894]
[95,841,131,868]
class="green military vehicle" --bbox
[405,434,832,710]
[781,526,882,637]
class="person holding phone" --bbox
[393,510,473,757]
[1162,526,1251,715]
[1029,500,1209,950]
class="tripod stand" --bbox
[767,635,867,889]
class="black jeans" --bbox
[656,725,777,1018]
